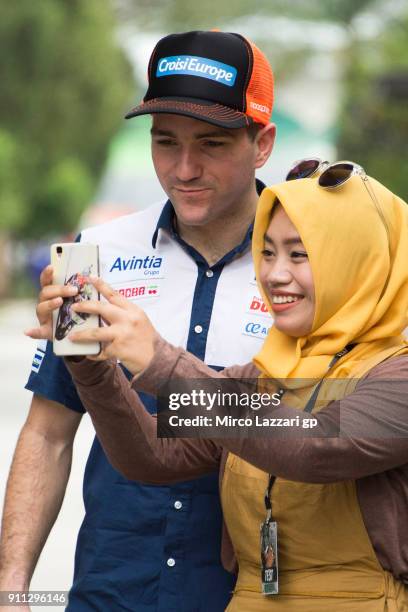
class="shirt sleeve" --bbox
[25,340,86,413]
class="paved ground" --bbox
[0,300,95,610]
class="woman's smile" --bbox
[259,204,315,337]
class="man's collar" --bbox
[152,199,174,248]
[151,178,266,249]
[255,178,266,196]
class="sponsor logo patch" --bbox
[31,340,47,373]
[250,101,270,114]
[109,255,164,278]
[243,321,271,340]
[114,281,160,300]
[248,295,270,317]
[156,55,237,87]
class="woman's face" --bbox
[259,204,315,337]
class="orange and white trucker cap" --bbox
[125,30,274,128]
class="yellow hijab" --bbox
[252,175,408,381]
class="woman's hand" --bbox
[68,277,159,376]
[24,264,78,341]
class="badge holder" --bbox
[260,477,279,595]
[258,347,352,596]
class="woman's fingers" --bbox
[24,295,63,340]
[24,264,72,341]
[73,282,145,325]
[89,276,135,311]
[89,276,124,305]
[39,283,78,303]
[38,264,78,302]
[39,264,54,288]
[24,324,55,340]
[69,325,116,344]
[71,299,123,324]
[36,296,63,321]
[26,269,148,357]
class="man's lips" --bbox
[173,187,211,195]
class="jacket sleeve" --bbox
[133,339,408,483]
[64,351,223,483]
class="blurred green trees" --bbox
[0,0,134,238]
[116,0,408,200]
[2,0,406,244]
[114,0,375,30]
[337,12,408,198]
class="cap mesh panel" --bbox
[245,42,274,125]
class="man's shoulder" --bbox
[80,202,165,243]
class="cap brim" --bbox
[125,97,251,129]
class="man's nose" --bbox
[175,148,202,182]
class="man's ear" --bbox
[254,123,276,169]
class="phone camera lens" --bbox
[56,246,63,254]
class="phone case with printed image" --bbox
[51,242,100,356]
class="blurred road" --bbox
[0,300,95,610]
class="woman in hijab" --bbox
[29,164,408,610]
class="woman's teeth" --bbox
[272,295,300,304]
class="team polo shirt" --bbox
[26,185,272,612]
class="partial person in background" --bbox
[32,164,408,610]
[0,30,275,611]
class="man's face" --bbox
[151,114,266,227]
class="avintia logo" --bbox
[110,255,162,272]
[156,55,237,87]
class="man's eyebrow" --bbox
[150,127,233,139]
[264,234,303,246]
[196,129,233,139]
[151,128,174,137]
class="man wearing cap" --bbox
[0,31,275,611]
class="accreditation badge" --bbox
[260,519,278,595]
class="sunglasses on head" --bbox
[286,158,369,187]
[285,158,389,239]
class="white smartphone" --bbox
[51,242,100,356]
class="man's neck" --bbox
[176,186,259,267]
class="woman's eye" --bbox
[261,249,275,257]
[291,251,308,259]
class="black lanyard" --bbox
[264,345,354,518]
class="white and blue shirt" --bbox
[26,183,272,611]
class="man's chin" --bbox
[176,211,212,228]
[171,187,213,205]
[172,200,214,227]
